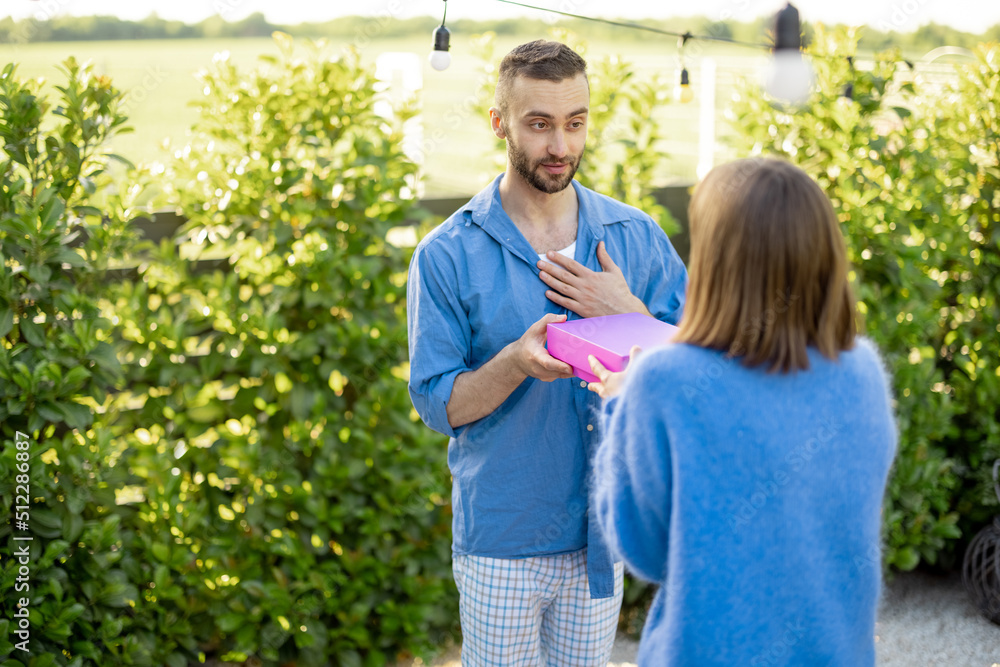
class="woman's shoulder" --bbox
[844,335,882,359]
[806,337,895,410]
[630,338,890,385]
[831,337,891,382]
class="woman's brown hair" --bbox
[674,157,856,372]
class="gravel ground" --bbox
[875,570,999,666]
[403,570,1000,666]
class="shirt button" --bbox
[580,381,587,388]
[587,424,594,432]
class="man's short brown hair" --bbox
[674,157,856,373]
[494,40,588,116]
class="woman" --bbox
[588,158,897,666]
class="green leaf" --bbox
[894,546,920,571]
[86,341,121,374]
[40,194,66,229]
[154,564,169,589]
[63,365,91,387]
[25,263,53,284]
[0,307,14,338]
[47,577,64,602]
[55,247,87,267]
[32,509,64,539]
[243,580,265,597]
[217,613,245,633]
[19,318,44,347]
[36,402,64,423]
[60,401,92,430]
[103,152,135,170]
[0,308,12,338]
[63,513,84,542]
[97,574,135,607]
[59,603,86,625]
[272,30,295,56]
[72,205,102,217]
[151,542,170,562]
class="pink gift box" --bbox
[546,312,679,384]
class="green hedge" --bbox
[0,59,154,664]
[728,28,1000,571]
[1,37,456,666]
[107,36,457,665]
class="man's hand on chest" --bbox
[537,241,650,318]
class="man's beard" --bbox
[507,134,581,194]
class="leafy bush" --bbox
[0,60,154,664]
[103,34,456,666]
[926,43,1000,533]
[727,28,1000,570]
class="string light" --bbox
[675,33,694,104]
[493,0,820,106]
[429,0,451,71]
[494,0,771,50]
[432,1,923,108]
[763,3,815,104]
[676,68,694,104]
[489,0,930,72]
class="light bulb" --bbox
[675,84,694,104]
[429,24,451,71]
[429,50,451,71]
[674,68,694,104]
[763,3,813,106]
[763,51,814,105]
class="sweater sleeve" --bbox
[593,360,672,583]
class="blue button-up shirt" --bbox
[407,174,687,598]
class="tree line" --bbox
[1,11,998,56]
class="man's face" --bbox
[501,74,589,194]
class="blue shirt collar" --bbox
[461,173,631,244]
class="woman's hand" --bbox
[587,345,642,399]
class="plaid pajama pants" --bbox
[452,548,625,666]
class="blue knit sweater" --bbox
[595,339,897,666]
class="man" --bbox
[407,40,687,665]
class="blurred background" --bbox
[5,1,1000,196]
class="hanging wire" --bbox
[429,0,452,70]
[675,33,694,103]
[494,0,772,50]
[490,0,955,70]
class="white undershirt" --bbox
[538,240,576,262]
